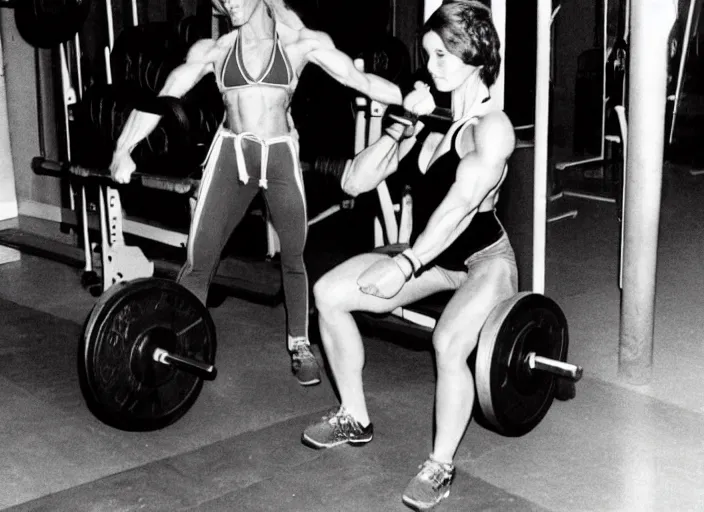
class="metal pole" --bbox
[619,0,676,384]
[532,0,550,295]
[668,0,696,144]
[491,0,506,110]
[423,0,442,23]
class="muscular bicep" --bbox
[452,113,516,210]
[159,39,216,97]
[297,30,367,85]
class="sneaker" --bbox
[302,406,374,448]
[402,458,456,510]
[290,339,321,386]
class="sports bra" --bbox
[220,20,293,90]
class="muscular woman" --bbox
[301,2,518,509]
[109,0,402,386]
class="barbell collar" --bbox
[526,352,583,382]
[153,347,218,381]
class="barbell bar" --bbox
[526,352,582,381]
[152,347,217,380]
[32,156,199,195]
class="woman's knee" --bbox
[432,325,479,372]
[276,229,306,264]
[279,250,305,274]
[313,272,351,314]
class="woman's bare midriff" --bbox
[222,86,293,138]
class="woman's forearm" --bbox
[411,204,474,266]
[365,74,404,106]
[113,57,209,155]
[342,135,400,196]
[113,110,162,155]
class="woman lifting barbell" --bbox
[107,0,405,387]
[301,2,517,510]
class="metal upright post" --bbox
[619,0,676,384]
[533,0,551,295]
[491,0,506,110]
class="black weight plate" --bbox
[15,0,92,48]
[79,278,216,431]
[475,292,568,437]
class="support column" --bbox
[490,0,506,110]
[532,0,551,295]
[0,28,20,264]
[619,0,676,384]
[0,25,17,221]
[423,0,442,22]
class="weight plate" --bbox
[79,278,216,431]
[475,292,568,437]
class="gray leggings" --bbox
[178,128,309,339]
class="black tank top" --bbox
[404,126,502,271]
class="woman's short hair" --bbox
[423,1,501,87]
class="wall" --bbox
[0,8,62,216]
[0,29,18,221]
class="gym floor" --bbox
[0,161,703,512]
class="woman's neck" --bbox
[451,73,485,121]
[240,2,273,41]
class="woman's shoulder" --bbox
[455,110,515,161]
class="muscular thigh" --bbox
[262,141,307,248]
[316,253,458,315]
[434,255,518,356]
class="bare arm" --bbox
[341,121,422,196]
[112,39,216,158]
[410,112,516,266]
[295,29,403,106]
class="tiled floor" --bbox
[0,162,703,511]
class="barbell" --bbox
[32,157,199,194]
[78,274,580,434]
[33,157,217,431]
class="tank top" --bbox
[402,99,503,271]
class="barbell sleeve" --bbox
[32,157,199,195]
[152,347,218,381]
[526,352,583,382]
